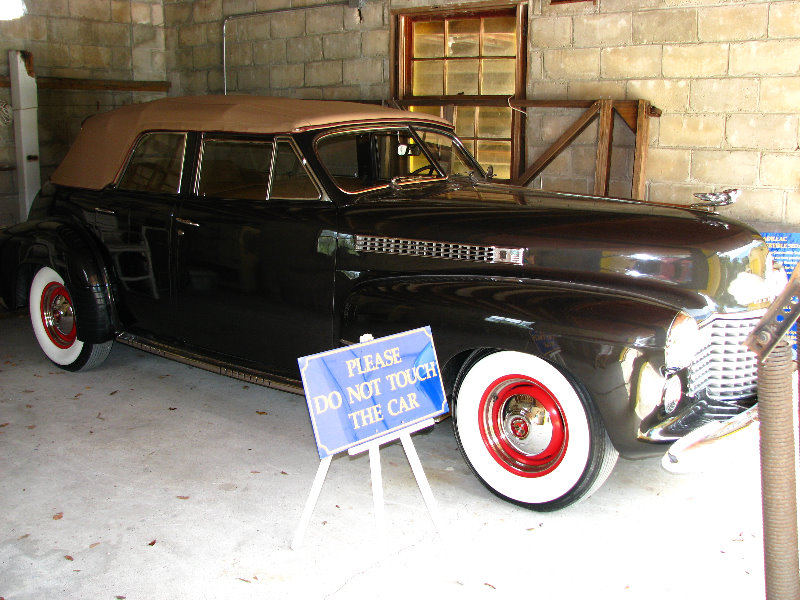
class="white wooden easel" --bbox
[291,417,443,549]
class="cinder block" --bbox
[659,113,724,148]
[306,5,344,35]
[601,46,661,79]
[730,40,800,76]
[647,182,710,206]
[691,150,760,186]
[543,48,599,80]
[531,17,572,48]
[227,41,253,67]
[287,36,323,63]
[131,2,151,25]
[362,30,389,57]
[270,63,304,89]
[193,0,222,23]
[726,114,799,151]
[761,154,800,188]
[629,80,690,113]
[343,58,384,86]
[568,80,626,100]
[770,2,800,38]
[784,192,800,225]
[70,45,112,70]
[193,45,223,70]
[633,9,696,44]
[305,60,343,87]
[69,0,112,21]
[179,23,208,47]
[647,147,691,183]
[254,40,286,65]
[270,10,305,39]
[724,188,785,224]
[323,32,361,60]
[690,78,759,112]
[111,1,131,23]
[344,2,384,30]
[698,4,769,42]
[663,44,729,78]
[760,77,800,113]
[573,13,630,48]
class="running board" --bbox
[116,333,304,396]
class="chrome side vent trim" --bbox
[687,312,762,402]
[355,235,525,265]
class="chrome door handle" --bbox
[94,207,116,215]
[175,217,200,227]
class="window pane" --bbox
[412,60,444,96]
[446,59,479,95]
[482,16,516,57]
[271,140,319,200]
[477,140,511,179]
[119,132,186,194]
[198,139,272,200]
[413,21,444,58]
[481,58,515,95]
[417,129,474,176]
[447,19,479,57]
[477,106,512,139]
[454,106,476,139]
[409,105,443,119]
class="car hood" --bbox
[342,182,780,318]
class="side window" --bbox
[197,139,273,200]
[270,139,320,200]
[118,132,186,194]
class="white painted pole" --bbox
[8,50,39,222]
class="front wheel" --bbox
[453,351,618,511]
[29,266,112,371]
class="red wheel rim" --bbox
[40,281,77,349]
[478,374,568,478]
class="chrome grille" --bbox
[687,313,762,402]
[355,235,524,265]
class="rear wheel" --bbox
[453,350,618,511]
[29,266,112,371]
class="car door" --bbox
[173,134,337,377]
[92,131,187,337]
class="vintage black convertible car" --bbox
[0,96,782,510]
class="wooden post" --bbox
[593,100,614,197]
[632,99,651,201]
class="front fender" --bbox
[0,218,118,342]
[339,275,680,458]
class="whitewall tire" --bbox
[453,350,618,511]
[29,266,112,371]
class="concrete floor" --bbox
[0,308,768,599]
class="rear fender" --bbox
[0,219,118,342]
[339,276,679,457]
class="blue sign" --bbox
[298,327,448,458]
[762,231,800,354]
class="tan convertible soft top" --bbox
[51,95,452,191]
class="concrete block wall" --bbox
[529,0,800,225]
[165,0,390,99]
[0,0,167,225]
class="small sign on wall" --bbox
[298,326,449,458]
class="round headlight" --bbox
[665,312,702,369]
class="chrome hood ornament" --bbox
[691,188,741,210]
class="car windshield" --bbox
[315,126,481,193]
